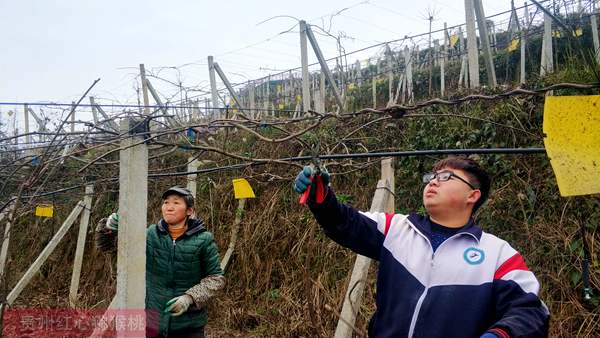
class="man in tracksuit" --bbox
[294,156,549,338]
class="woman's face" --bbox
[161,194,192,226]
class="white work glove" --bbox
[164,294,194,316]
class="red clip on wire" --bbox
[299,174,326,205]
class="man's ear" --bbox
[186,208,194,217]
[467,189,482,206]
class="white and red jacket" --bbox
[309,189,549,338]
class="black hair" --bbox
[432,156,491,214]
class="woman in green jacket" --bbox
[96,186,225,338]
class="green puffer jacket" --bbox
[146,218,223,337]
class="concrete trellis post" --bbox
[193,100,200,122]
[212,62,247,116]
[204,98,209,120]
[372,73,377,108]
[440,39,446,96]
[319,72,326,113]
[116,118,148,336]
[187,158,200,196]
[266,75,271,116]
[300,21,311,114]
[303,22,345,110]
[415,46,420,70]
[404,46,414,104]
[23,104,30,145]
[336,58,345,105]
[208,56,220,119]
[540,12,554,75]
[392,72,403,104]
[334,158,395,338]
[443,22,449,63]
[70,102,76,133]
[145,79,169,117]
[355,60,362,86]
[488,20,497,53]
[521,2,530,84]
[139,64,150,115]
[90,97,99,125]
[459,26,466,55]
[312,75,322,113]
[591,8,600,63]
[433,39,439,68]
[69,184,94,308]
[289,71,295,108]
[473,0,497,86]
[465,0,480,88]
[90,97,119,132]
[386,45,394,106]
[249,81,256,120]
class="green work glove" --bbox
[293,166,330,194]
[164,294,194,316]
[105,213,119,231]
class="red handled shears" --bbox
[299,143,327,205]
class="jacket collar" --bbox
[157,217,206,236]
[407,213,482,242]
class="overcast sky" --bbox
[1,0,526,131]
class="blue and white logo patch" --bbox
[463,247,485,265]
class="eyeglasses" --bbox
[422,171,477,190]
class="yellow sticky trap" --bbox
[35,204,54,218]
[543,95,600,196]
[232,178,255,199]
[507,38,519,52]
[574,27,583,37]
[450,34,459,48]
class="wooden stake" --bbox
[6,202,84,305]
[69,184,94,308]
[220,198,246,271]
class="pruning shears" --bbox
[299,143,327,205]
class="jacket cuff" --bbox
[487,328,510,338]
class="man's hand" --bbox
[105,213,119,231]
[293,166,330,194]
[164,294,194,316]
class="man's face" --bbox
[422,167,479,214]
[161,194,193,226]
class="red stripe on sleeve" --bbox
[494,253,529,280]
[489,327,510,338]
[384,213,394,236]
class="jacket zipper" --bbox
[406,231,478,337]
[407,237,434,338]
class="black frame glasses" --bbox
[422,171,478,190]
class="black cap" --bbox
[162,186,195,208]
